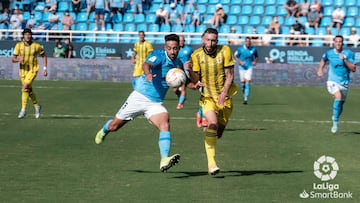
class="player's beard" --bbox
[203,45,217,57]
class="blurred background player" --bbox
[234,37,258,105]
[131,31,153,77]
[174,35,193,109]
[95,34,190,172]
[188,28,238,175]
[317,35,356,133]
[12,28,48,119]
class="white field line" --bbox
[1,112,360,124]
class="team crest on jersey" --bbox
[149,56,157,62]
[216,57,223,64]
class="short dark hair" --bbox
[22,28,32,35]
[165,34,179,43]
[202,28,218,37]
[334,35,344,41]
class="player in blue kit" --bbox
[234,37,258,105]
[317,35,356,133]
[174,35,193,109]
[95,34,187,172]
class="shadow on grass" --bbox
[342,131,360,136]
[130,170,304,179]
[226,128,266,131]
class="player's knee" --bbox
[208,123,217,131]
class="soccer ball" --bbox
[166,68,186,87]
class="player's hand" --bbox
[17,56,24,62]
[217,91,226,106]
[145,73,155,82]
[317,70,323,77]
[194,81,204,89]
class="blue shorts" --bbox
[95,8,105,15]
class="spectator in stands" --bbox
[291,20,307,46]
[307,5,321,33]
[347,27,359,48]
[48,10,59,30]
[86,0,95,20]
[26,13,36,29]
[191,6,200,30]
[283,0,299,17]
[62,10,75,35]
[10,8,23,41]
[329,7,345,35]
[269,16,280,34]
[64,38,74,58]
[168,3,182,27]
[0,8,10,40]
[310,0,322,17]
[72,0,82,16]
[130,0,143,16]
[227,26,242,45]
[297,0,309,18]
[94,0,109,31]
[53,41,66,58]
[45,0,58,13]
[109,0,124,22]
[262,28,272,46]
[323,27,332,47]
[211,3,227,29]
[155,4,168,29]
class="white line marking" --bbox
[2,112,360,124]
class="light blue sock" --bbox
[241,83,246,94]
[159,131,171,158]
[178,95,186,105]
[102,119,113,134]
[244,83,251,101]
[332,100,344,123]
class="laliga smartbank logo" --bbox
[299,155,353,199]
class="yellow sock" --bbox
[29,91,38,107]
[204,129,217,168]
[21,90,29,110]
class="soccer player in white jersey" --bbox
[95,34,189,172]
[317,35,356,133]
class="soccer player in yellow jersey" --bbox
[12,28,48,119]
[131,31,153,77]
[189,28,238,175]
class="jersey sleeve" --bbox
[191,50,200,72]
[146,42,153,55]
[223,46,235,68]
[13,43,21,56]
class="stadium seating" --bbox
[18,0,360,46]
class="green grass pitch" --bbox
[0,80,359,202]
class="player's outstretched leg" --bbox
[95,119,112,144]
[35,104,41,119]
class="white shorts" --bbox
[115,90,167,120]
[326,81,348,100]
[239,69,253,82]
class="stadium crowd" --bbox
[0,0,359,46]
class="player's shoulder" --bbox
[192,47,204,56]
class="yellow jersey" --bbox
[133,40,153,67]
[191,45,237,100]
[13,41,45,72]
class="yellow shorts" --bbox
[199,96,233,127]
[19,69,38,86]
[133,64,144,77]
